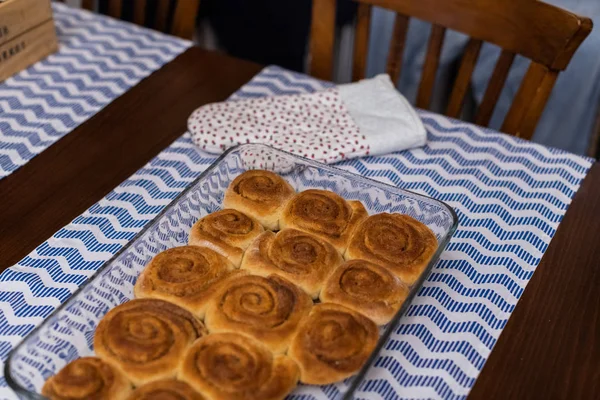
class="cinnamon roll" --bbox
[134,246,235,319]
[188,209,264,266]
[240,229,342,298]
[179,332,299,400]
[279,190,368,254]
[94,299,207,386]
[345,213,437,284]
[288,303,378,385]
[223,170,295,230]
[204,273,312,353]
[42,357,132,400]
[320,260,409,325]
[126,379,204,400]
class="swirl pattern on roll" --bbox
[134,246,235,318]
[204,273,312,353]
[126,379,204,400]
[345,213,437,284]
[179,332,299,400]
[288,303,378,385]
[240,229,343,298]
[320,260,409,325]
[223,170,295,230]
[188,209,264,266]
[94,299,207,386]
[279,190,368,254]
[42,357,132,400]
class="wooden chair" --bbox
[309,0,592,139]
[75,0,200,40]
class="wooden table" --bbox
[0,47,598,399]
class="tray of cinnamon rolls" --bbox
[6,144,458,400]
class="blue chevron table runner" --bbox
[0,67,593,400]
[0,3,191,179]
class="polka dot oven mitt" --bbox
[188,74,427,164]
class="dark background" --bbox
[197,0,357,72]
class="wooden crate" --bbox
[0,0,58,82]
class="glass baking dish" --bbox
[5,143,458,399]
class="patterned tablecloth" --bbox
[0,64,593,399]
[0,3,190,179]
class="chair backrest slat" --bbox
[155,0,170,33]
[502,62,558,137]
[475,50,516,127]
[171,0,201,39]
[310,0,336,80]
[308,0,592,139]
[133,0,147,26]
[107,0,122,19]
[416,24,446,109]
[352,3,372,81]
[517,69,559,138]
[446,38,482,118]
[501,62,547,134]
[82,0,94,11]
[385,13,410,83]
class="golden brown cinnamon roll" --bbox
[288,303,379,385]
[240,229,343,298]
[126,379,204,400]
[223,170,295,230]
[134,246,235,319]
[279,190,368,254]
[204,273,312,354]
[319,260,409,325]
[188,209,264,266]
[179,332,299,400]
[345,213,437,285]
[94,299,207,386]
[42,357,132,400]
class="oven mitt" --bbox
[187,74,426,164]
